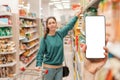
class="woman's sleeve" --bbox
[58,16,78,38]
[36,38,46,67]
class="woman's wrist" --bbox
[75,13,81,17]
[83,68,96,80]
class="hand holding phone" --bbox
[85,16,106,59]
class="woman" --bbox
[36,7,108,80]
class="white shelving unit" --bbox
[0,78,13,80]
[20,56,36,67]
[0,13,17,79]
[0,36,13,39]
[0,62,16,67]
[27,47,39,57]
[19,16,39,68]
[25,30,37,34]
[26,42,39,50]
[25,56,36,67]
[22,37,39,43]
[0,50,16,55]
[19,36,25,40]
[21,25,37,28]
[0,12,12,16]
[19,50,25,55]
[20,16,36,20]
[0,24,12,27]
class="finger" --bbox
[105,38,108,45]
[104,52,108,58]
[103,47,109,60]
[80,43,87,53]
[103,46,108,53]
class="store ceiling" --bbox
[42,0,79,3]
[41,0,80,10]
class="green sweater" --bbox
[36,16,78,67]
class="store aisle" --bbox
[63,44,74,80]
[29,44,74,80]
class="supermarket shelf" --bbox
[80,30,85,36]
[0,35,12,39]
[83,0,100,13]
[0,12,12,16]
[21,56,36,67]
[25,56,36,67]
[19,36,25,40]
[27,48,38,57]
[20,16,36,20]
[76,27,81,30]
[19,50,25,55]
[25,30,37,34]
[22,37,39,43]
[21,24,37,28]
[0,24,12,27]
[0,62,16,67]
[0,78,12,80]
[0,50,16,55]
[26,42,39,50]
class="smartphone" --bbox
[85,16,105,59]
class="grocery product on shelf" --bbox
[20,51,36,67]
[0,67,15,78]
[20,18,36,27]
[0,15,12,25]
[0,54,15,64]
[0,27,12,37]
[19,39,39,52]
[0,39,15,53]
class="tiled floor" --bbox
[28,44,74,80]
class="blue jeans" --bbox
[43,67,63,80]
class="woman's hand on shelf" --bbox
[75,7,83,17]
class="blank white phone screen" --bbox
[85,16,105,58]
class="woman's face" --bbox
[47,18,57,32]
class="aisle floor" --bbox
[29,44,74,80]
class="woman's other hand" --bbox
[35,66,41,71]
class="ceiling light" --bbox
[54,3,63,9]
[53,1,61,4]
[51,0,60,1]
[61,0,70,2]
[49,2,54,5]
[63,3,70,9]
[61,0,70,3]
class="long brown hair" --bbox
[44,17,56,39]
